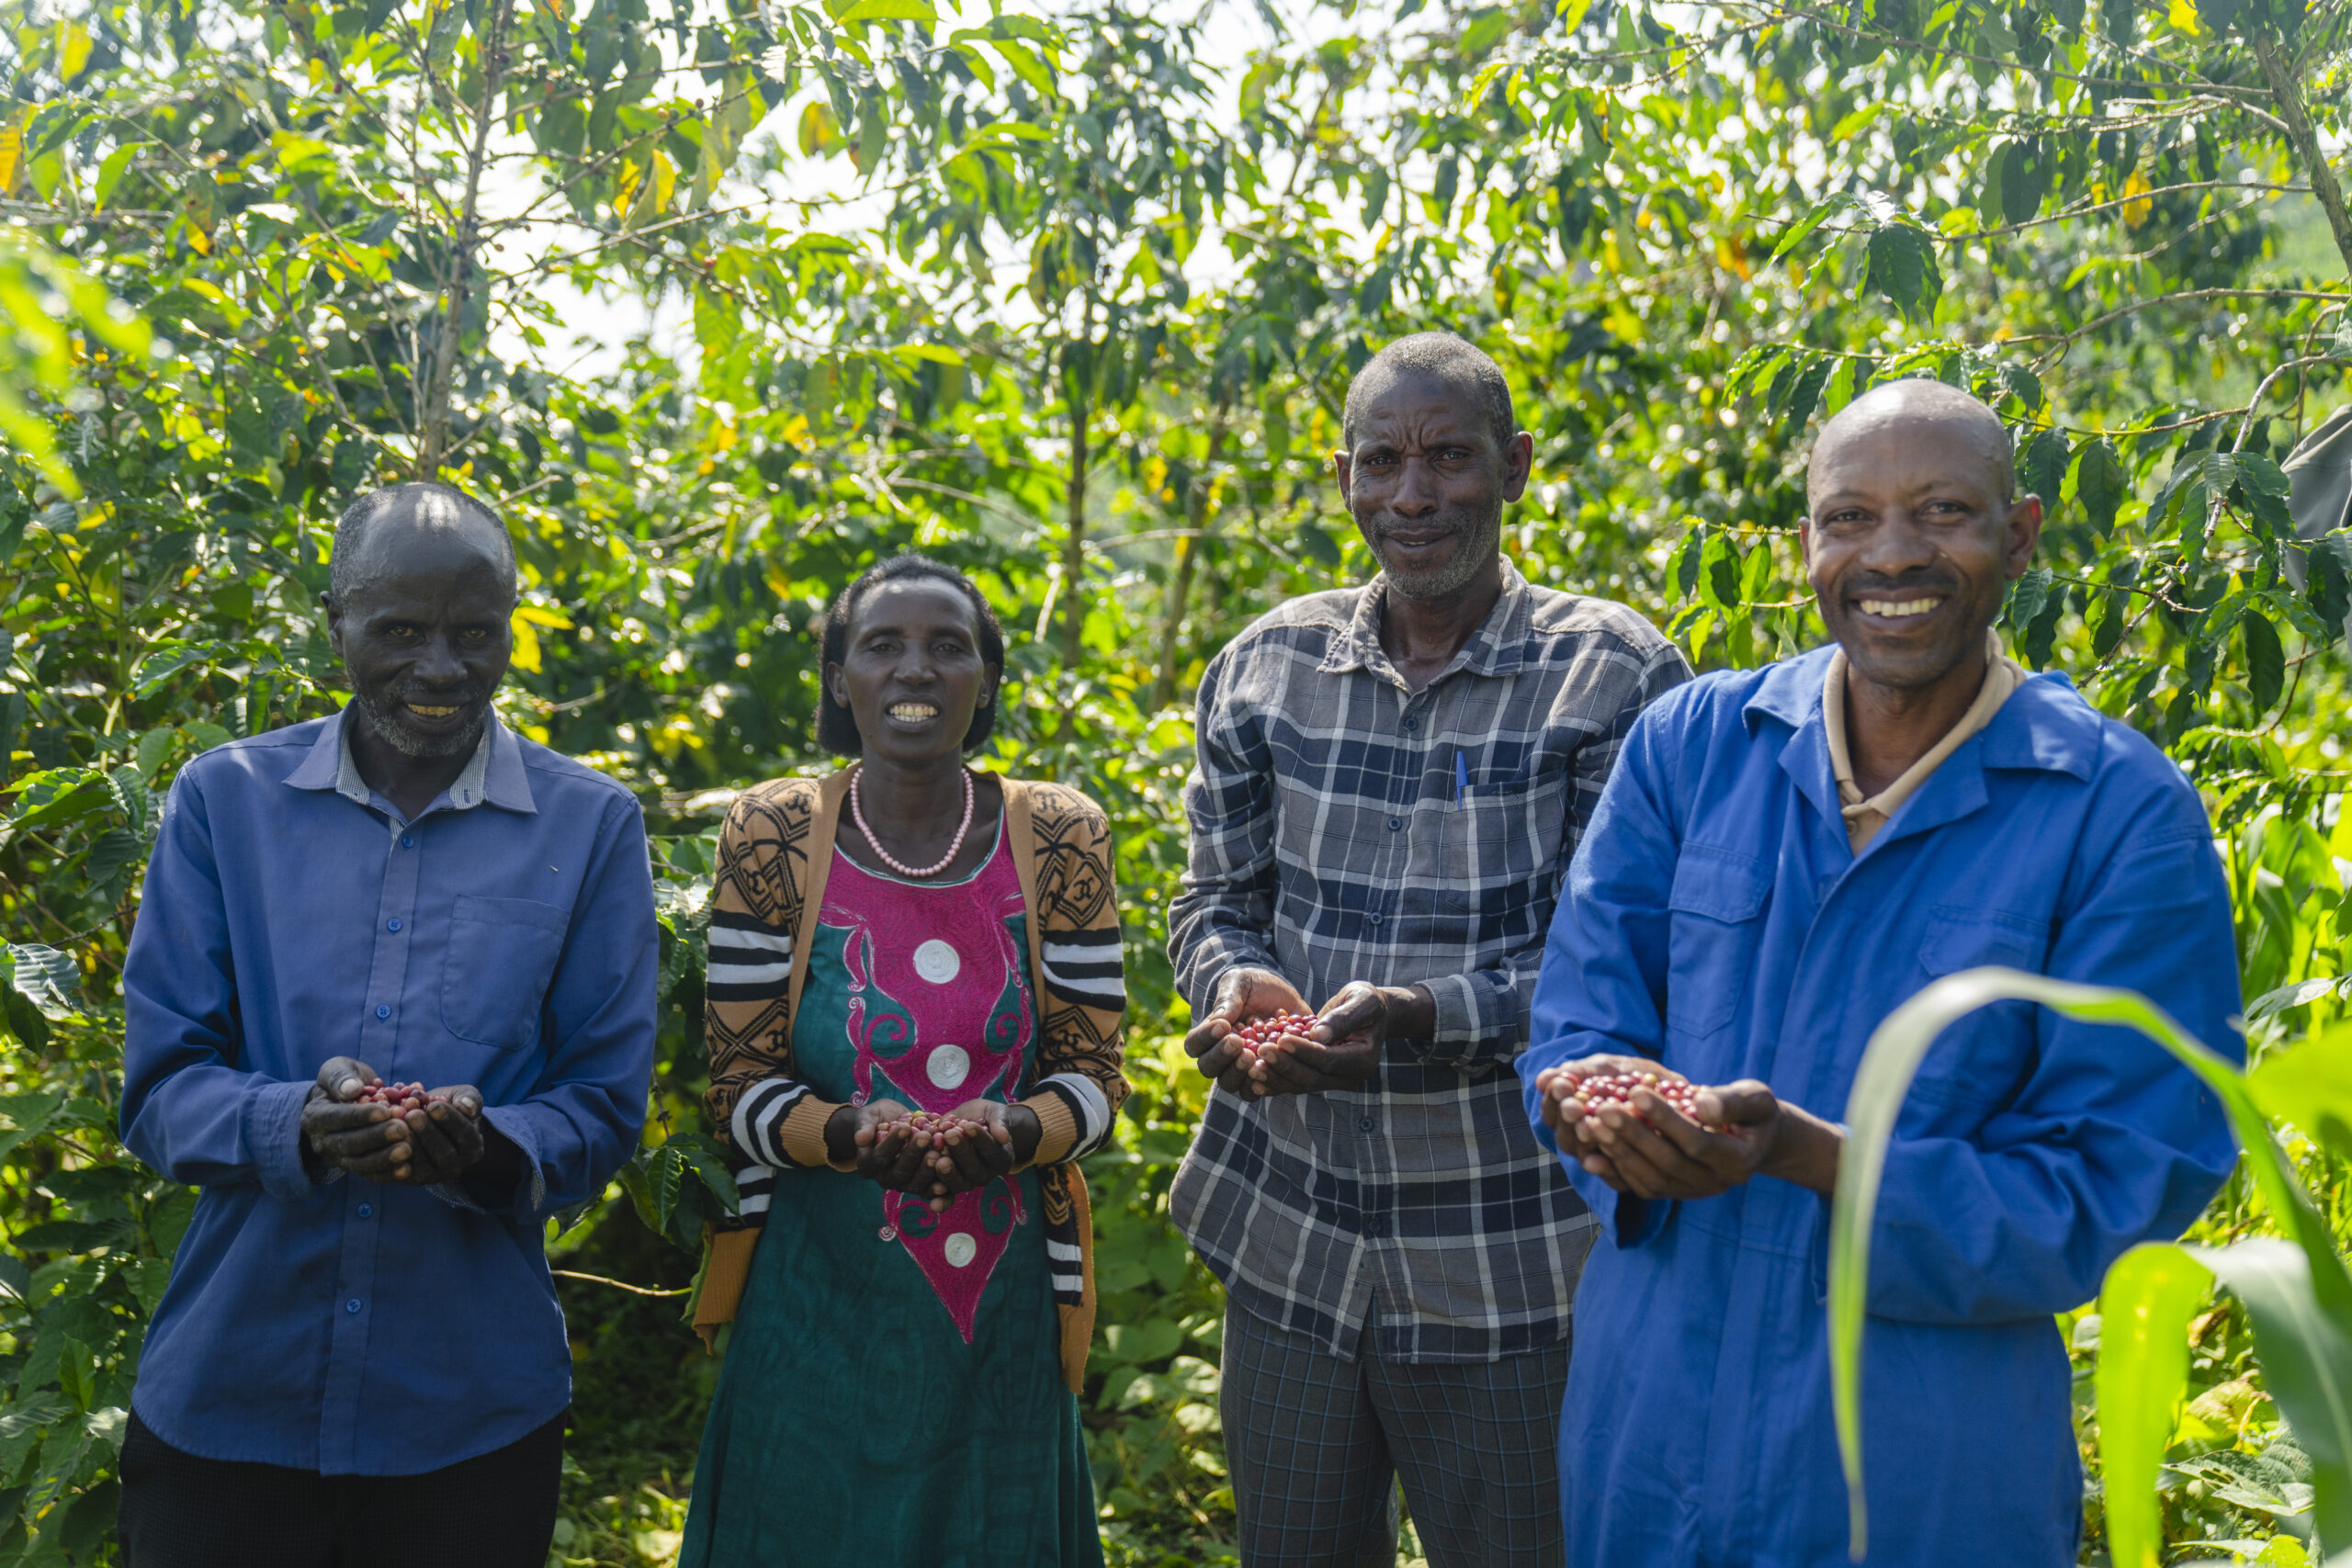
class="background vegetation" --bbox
[4,0,2352,1559]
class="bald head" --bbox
[1809,379,2016,505]
[1343,333,1515,453]
[329,482,516,608]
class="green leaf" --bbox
[1828,968,2349,1559]
[2075,438,2127,534]
[2006,566,2054,631]
[1298,524,1341,567]
[2245,608,2285,713]
[1864,225,1939,319]
[1768,193,1859,265]
[2023,428,2067,505]
[2097,1243,2214,1568]
[2197,1238,2352,1553]
[5,945,78,1021]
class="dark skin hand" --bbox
[300,1056,521,1190]
[827,1099,1035,1214]
[1532,1057,1845,1199]
[1182,969,1435,1098]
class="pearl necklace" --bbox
[850,764,974,879]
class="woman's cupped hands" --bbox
[828,1098,1043,1213]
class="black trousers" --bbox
[117,1408,565,1568]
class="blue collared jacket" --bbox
[120,710,657,1474]
[1521,648,2240,1567]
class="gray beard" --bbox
[1376,505,1502,602]
[356,691,487,761]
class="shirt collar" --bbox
[282,706,536,818]
[1317,558,1536,683]
[1744,637,2101,783]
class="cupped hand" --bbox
[828,1100,935,1194]
[1238,980,1395,1098]
[301,1057,412,1181]
[1532,1055,1690,1190]
[1182,967,1312,1096]
[915,1100,1043,1210]
[388,1085,488,1186]
[1539,1066,1838,1201]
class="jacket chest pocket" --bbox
[441,894,572,1051]
[1665,847,1772,1043]
[1905,908,2052,1113]
[1433,773,1570,912]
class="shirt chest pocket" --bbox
[1433,773,1570,911]
[1664,847,1771,1043]
[1905,908,2052,1113]
[440,894,572,1052]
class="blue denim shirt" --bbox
[1522,649,2240,1567]
[120,709,657,1474]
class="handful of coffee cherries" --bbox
[357,1081,450,1114]
[1225,1011,1323,1062]
[1543,1067,1724,1131]
[871,1110,990,1149]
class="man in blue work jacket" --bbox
[1521,380,2240,1566]
[117,482,657,1568]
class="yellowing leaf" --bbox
[508,615,542,672]
[797,100,842,158]
[1714,233,1751,280]
[2167,0,2203,32]
[54,20,90,79]
[514,604,572,629]
[0,116,25,196]
[2121,170,2153,228]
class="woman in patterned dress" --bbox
[680,555,1127,1566]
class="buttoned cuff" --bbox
[431,1106,547,1219]
[248,1078,328,1203]
[1414,973,1497,1066]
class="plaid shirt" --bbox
[1167,561,1690,1362]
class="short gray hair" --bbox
[1341,333,1516,452]
[329,481,516,603]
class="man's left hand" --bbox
[1569,1078,1844,1200]
[1243,981,1430,1097]
[389,1087,488,1187]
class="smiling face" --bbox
[325,507,514,761]
[1803,388,2042,694]
[1334,372,1531,603]
[824,579,999,770]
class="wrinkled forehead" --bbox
[1350,370,1492,446]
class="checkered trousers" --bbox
[1167,563,1690,1363]
[1220,1303,1570,1568]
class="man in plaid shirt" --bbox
[1167,333,1690,1567]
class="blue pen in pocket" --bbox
[1454,751,1469,809]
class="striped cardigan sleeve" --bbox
[703,780,845,1224]
[1021,784,1130,1167]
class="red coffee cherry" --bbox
[1229,1011,1320,1055]
[1559,1070,1714,1128]
[356,1080,447,1113]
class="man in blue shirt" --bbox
[1521,381,2241,1566]
[116,482,657,1568]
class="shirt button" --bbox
[374,1004,390,1020]
[1386,817,1403,831]
[1365,1217,1387,1237]
[400,834,413,849]
[1368,912,1385,927]
[1359,1116,1375,1132]
[386,919,401,933]
[345,1299,362,1314]
[1404,718,1419,732]
[356,1204,373,1219]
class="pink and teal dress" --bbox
[679,821,1102,1566]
